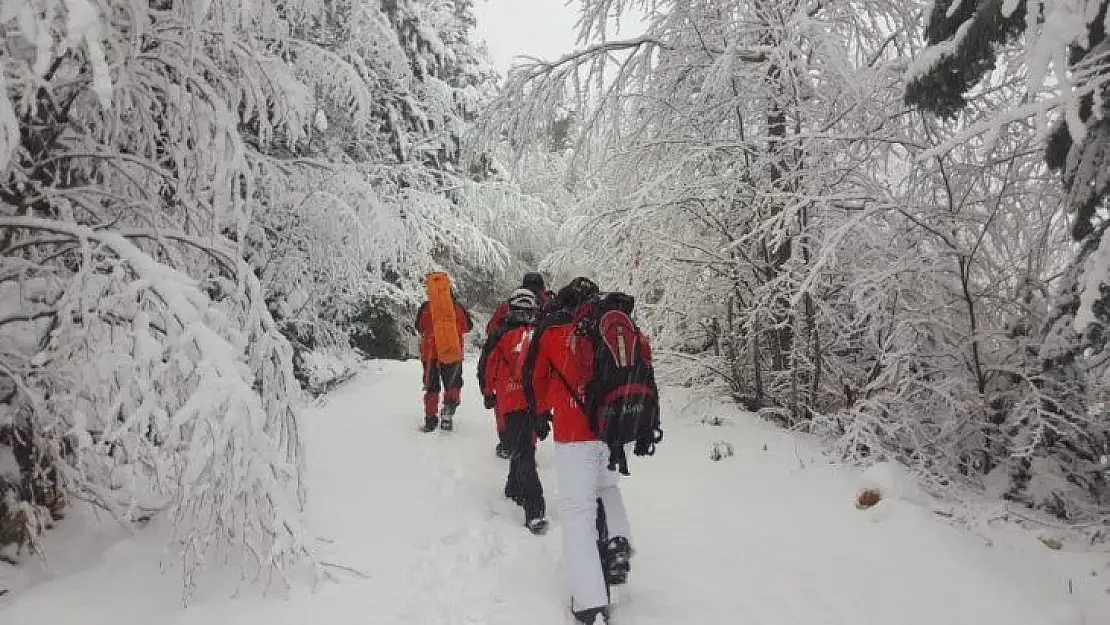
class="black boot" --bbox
[421,415,438,432]
[525,516,549,535]
[522,497,548,534]
[572,606,609,624]
[602,536,633,585]
[439,403,456,431]
[503,469,518,500]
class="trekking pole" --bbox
[596,497,608,543]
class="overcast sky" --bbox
[472,0,645,75]
[472,0,582,74]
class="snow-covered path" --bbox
[2,359,1108,624]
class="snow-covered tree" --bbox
[247,0,541,362]
[483,0,920,413]
[905,0,1110,517]
[0,0,585,592]
[0,0,358,594]
[482,0,1103,518]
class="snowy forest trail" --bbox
[2,359,1108,624]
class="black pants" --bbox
[503,411,545,521]
[423,360,463,394]
[422,360,463,416]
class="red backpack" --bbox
[571,292,663,475]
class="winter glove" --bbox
[483,395,496,410]
[634,406,663,457]
[533,412,551,441]
[634,426,664,457]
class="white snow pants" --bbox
[555,441,632,613]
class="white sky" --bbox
[472,0,582,75]
[472,0,646,76]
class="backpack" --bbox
[571,292,663,475]
[497,311,537,384]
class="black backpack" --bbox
[571,292,663,475]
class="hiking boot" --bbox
[525,517,549,535]
[602,536,632,585]
[522,494,548,534]
[572,606,609,624]
[523,496,546,522]
[421,415,438,432]
[439,403,457,431]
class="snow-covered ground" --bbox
[2,359,1108,624]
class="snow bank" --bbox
[300,348,363,395]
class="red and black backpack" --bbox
[572,292,663,475]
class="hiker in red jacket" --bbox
[522,277,636,625]
[481,288,548,534]
[415,292,473,432]
[485,272,553,338]
[479,272,553,454]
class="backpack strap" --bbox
[523,308,594,419]
[548,358,589,416]
[523,310,566,417]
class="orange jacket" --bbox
[415,300,473,363]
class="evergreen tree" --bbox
[906,1,1108,244]
[905,0,1110,514]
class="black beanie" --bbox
[522,272,545,295]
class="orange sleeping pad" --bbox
[425,272,463,364]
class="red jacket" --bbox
[524,313,596,443]
[415,300,473,363]
[482,323,535,416]
[480,291,553,396]
[524,308,655,444]
[486,302,511,337]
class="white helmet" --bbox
[509,288,537,310]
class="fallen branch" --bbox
[320,560,371,579]
[1003,507,1109,530]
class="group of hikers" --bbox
[414,271,664,625]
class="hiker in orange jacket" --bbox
[415,290,473,432]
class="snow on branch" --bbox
[0,0,546,593]
[0,216,313,599]
[481,0,1110,518]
